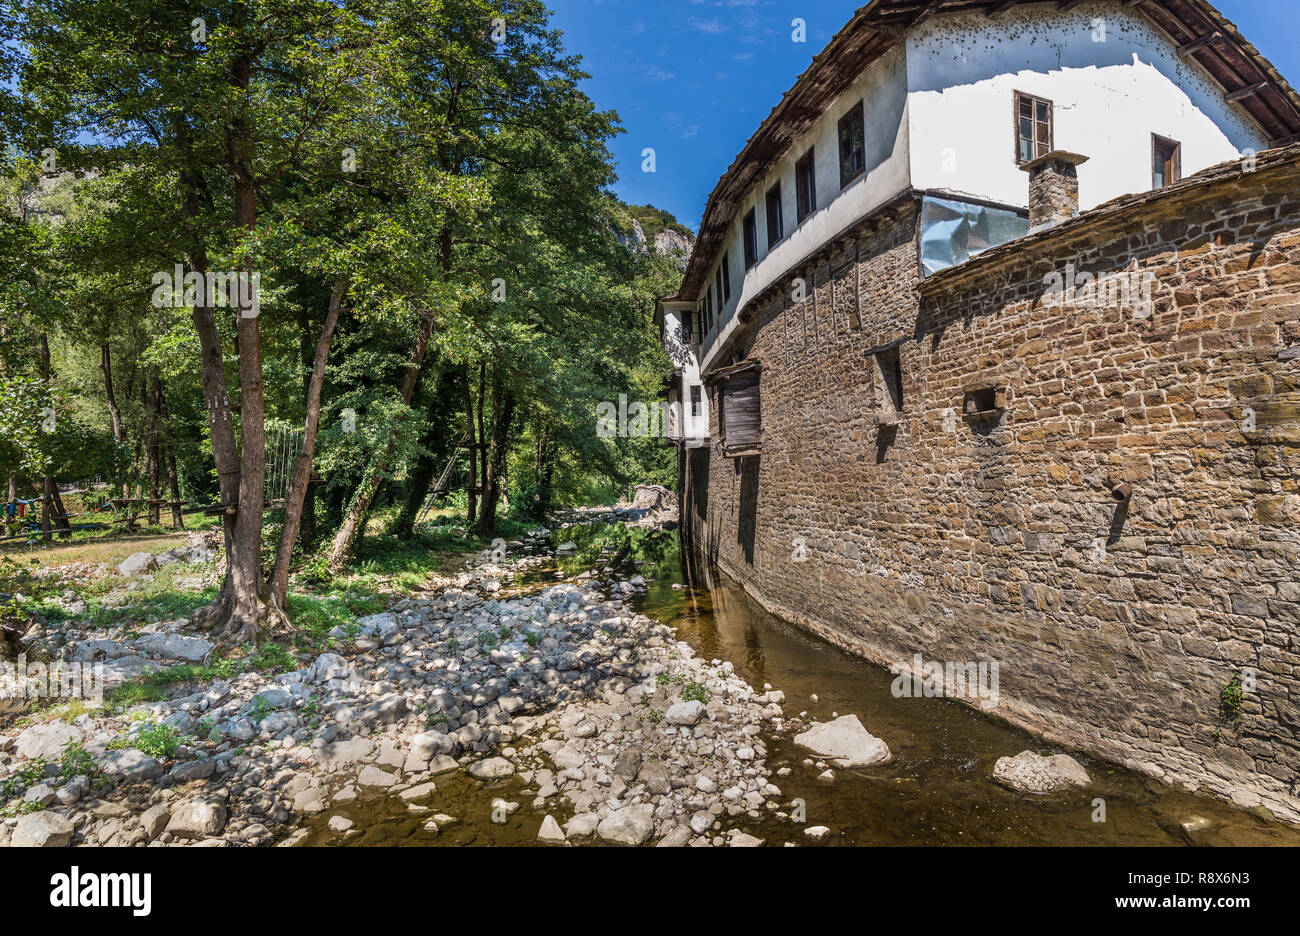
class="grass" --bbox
[107,641,297,708]
[8,503,539,717]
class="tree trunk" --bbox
[167,451,184,530]
[463,364,478,530]
[267,279,346,608]
[100,341,123,444]
[40,477,53,543]
[145,374,162,525]
[474,369,515,537]
[181,79,284,645]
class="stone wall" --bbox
[682,147,1300,822]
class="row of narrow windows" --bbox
[693,91,1184,346]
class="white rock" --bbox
[538,815,566,844]
[665,700,706,726]
[12,811,75,847]
[117,552,157,576]
[793,714,890,767]
[15,722,83,761]
[992,751,1090,793]
[596,804,655,846]
[166,799,228,838]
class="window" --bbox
[690,385,701,419]
[765,182,783,247]
[742,209,758,269]
[705,286,714,335]
[715,268,725,319]
[838,101,866,187]
[796,149,817,222]
[875,347,903,426]
[1015,92,1053,164]
[1152,135,1181,189]
[716,362,762,453]
[721,252,731,301]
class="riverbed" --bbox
[294,521,1300,846]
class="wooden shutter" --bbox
[722,371,761,446]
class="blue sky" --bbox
[547,0,1300,233]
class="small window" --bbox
[1152,135,1181,189]
[765,182,783,248]
[875,347,903,424]
[742,209,758,269]
[838,101,866,187]
[1015,92,1053,164]
[796,149,817,221]
[705,286,714,334]
[690,385,702,418]
[715,267,724,318]
[721,252,731,301]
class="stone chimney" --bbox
[1020,151,1089,231]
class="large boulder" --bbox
[166,799,228,838]
[12,811,75,847]
[467,756,515,780]
[15,722,83,761]
[993,751,1090,793]
[665,700,706,727]
[117,552,157,577]
[596,804,655,846]
[99,748,165,782]
[131,633,214,663]
[793,714,891,767]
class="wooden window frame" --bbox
[796,148,817,222]
[1152,134,1181,189]
[689,385,702,419]
[1014,91,1053,165]
[709,360,762,456]
[838,101,866,188]
[765,182,783,248]
[742,208,758,269]
[721,252,731,301]
[715,267,725,320]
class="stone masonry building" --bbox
[658,0,1300,821]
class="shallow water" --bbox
[642,545,1300,847]
[293,522,1300,846]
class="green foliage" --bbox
[682,680,711,704]
[110,721,183,759]
[1219,674,1244,727]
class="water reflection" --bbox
[650,542,1300,847]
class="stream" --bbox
[294,522,1300,846]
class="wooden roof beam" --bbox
[1177,31,1223,57]
[987,1,1017,15]
[1059,0,1087,11]
[1226,81,1270,103]
[909,1,945,27]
